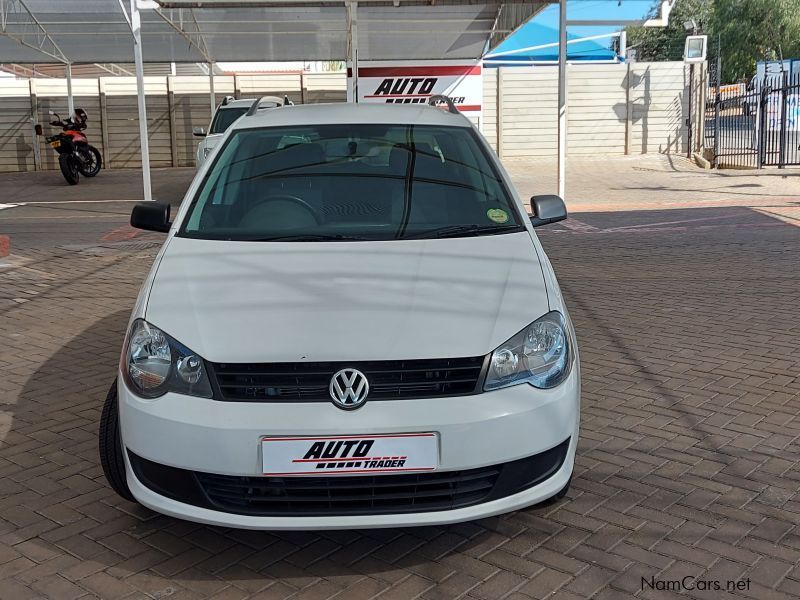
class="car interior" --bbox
[184,125,516,238]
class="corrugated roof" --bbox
[0,0,553,64]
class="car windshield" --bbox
[179,123,524,241]
[209,106,249,134]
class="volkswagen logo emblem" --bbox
[329,368,369,409]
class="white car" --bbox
[100,98,580,530]
[193,96,286,168]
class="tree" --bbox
[711,0,800,81]
[626,0,713,63]
[626,0,800,82]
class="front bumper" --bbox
[119,369,579,529]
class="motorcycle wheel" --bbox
[58,154,80,185]
[78,145,102,177]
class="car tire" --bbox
[98,379,136,502]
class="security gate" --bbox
[706,72,800,168]
[760,73,800,166]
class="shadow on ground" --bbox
[4,203,799,597]
[15,310,565,592]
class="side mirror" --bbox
[48,110,55,116]
[131,202,171,233]
[529,195,567,227]
[34,124,43,136]
[192,126,206,137]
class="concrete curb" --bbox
[692,152,712,170]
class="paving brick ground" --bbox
[0,157,799,599]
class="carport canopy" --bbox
[0,0,673,201]
[1,0,557,201]
[0,0,551,64]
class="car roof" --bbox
[219,98,259,109]
[232,102,473,129]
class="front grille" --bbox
[197,467,499,515]
[210,356,486,402]
[127,438,570,517]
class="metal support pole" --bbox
[208,62,216,115]
[167,76,178,167]
[66,63,74,116]
[713,40,720,168]
[625,61,632,155]
[131,0,152,201]
[99,78,111,169]
[756,86,767,169]
[687,63,693,158]
[697,63,706,156]
[713,86,720,168]
[347,0,358,103]
[29,78,42,171]
[497,67,504,158]
[778,72,788,168]
[557,0,567,199]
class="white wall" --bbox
[484,61,690,158]
[0,74,347,172]
[0,63,692,172]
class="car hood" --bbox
[145,232,550,363]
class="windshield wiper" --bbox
[402,224,522,240]
[250,233,369,242]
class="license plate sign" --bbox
[49,140,60,148]
[261,433,438,476]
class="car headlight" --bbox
[484,311,572,391]
[122,319,213,399]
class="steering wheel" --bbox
[239,194,323,228]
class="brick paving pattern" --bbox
[0,160,798,599]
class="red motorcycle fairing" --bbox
[64,130,88,144]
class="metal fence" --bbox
[707,72,800,168]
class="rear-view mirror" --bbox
[192,127,206,137]
[529,195,568,227]
[131,202,171,233]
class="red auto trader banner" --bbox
[348,60,483,124]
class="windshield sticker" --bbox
[487,208,509,224]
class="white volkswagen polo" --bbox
[99,98,580,530]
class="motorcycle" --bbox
[35,108,102,185]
